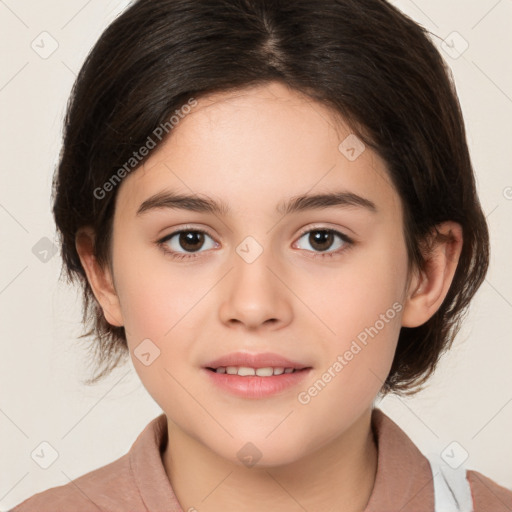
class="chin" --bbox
[211,437,308,469]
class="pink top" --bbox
[9,409,512,511]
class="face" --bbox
[104,81,412,466]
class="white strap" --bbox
[427,455,474,512]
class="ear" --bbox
[401,221,463,328]
[75,226,124,327]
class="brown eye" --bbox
[158,228,218,259]
[294,228,353,257]
[178,231,205,252]
[308,230,335,252]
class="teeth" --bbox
[236,367,255,376]
[216,366,297,376]
[256,367,274,377]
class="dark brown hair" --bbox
[53,0,489,394]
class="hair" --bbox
[52,0,489,394]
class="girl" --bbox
[9,0,512,510]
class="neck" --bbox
[162,407,378,512]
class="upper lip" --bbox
[203,352,311,370]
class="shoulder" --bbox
[8,413,171,512]
[8,452,143,512]
[370,409,512,511]
[467,469,512,512]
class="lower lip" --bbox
[202,368,312,399]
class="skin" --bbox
[76,81,463,512]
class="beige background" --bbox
[1,0,511,509]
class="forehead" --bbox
[115,82,401,221]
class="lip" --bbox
[202,351,313,399]
[203,351,310,370]
[202,367,312,399]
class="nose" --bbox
[218,246,293,331]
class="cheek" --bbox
[111,245,215,402]
[296,287,402,443]
[113,242,206,340]
[300,235,407,395]
[307,238,407,341]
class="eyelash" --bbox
[156,225,355,261]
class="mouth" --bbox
[203,351,311,372]
[201,352,313,399]
[205,366,309,376]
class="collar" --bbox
[129,408,435,511]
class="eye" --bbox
[157,227,218,260]
[293,228,353,258]
[157,226,354,261]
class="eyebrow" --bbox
[136,189,377,217]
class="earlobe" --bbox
[75,227,124,327]
[401,221,463,328]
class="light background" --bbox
[0,0,511,509]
